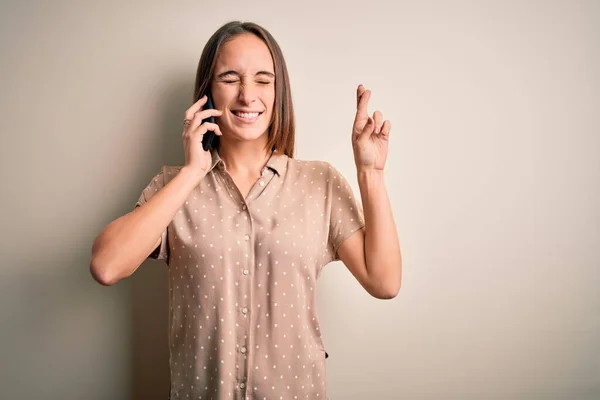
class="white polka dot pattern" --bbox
[134,149,365,399]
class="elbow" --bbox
[369,271,402,300]
[89,258,119,286]
[372,283,401,300]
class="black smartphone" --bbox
[201,90,217,151]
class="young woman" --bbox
[90,20,402,400]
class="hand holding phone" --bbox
[182,93,223,180]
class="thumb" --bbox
[357,117,374,143]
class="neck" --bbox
[217,136,272,177]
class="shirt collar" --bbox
[209,148,288,176]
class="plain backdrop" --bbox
[1,0,599,399]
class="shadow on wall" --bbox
[130,76,197,400]
[131,261,170,400]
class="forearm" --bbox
[357,168,402,295]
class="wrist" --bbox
[180,166,207,186]
[357,167,384,181]
[357,168,385,196]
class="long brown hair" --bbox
[193,21,295,158]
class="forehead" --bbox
[215,33,274,73]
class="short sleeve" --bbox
[326,163,366,261]
[134,166,170,262]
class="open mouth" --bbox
[231,110,264,122]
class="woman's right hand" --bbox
[182,95,223,180]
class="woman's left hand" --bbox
[351,84,391,172]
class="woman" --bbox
[90,20,402,400]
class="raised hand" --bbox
[182,95,223,180]
[351,84,391,172]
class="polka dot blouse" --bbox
[134,148,365,399]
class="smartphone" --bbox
[201,90,217,151]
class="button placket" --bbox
[240,232,251,318]
[236,205,255,390]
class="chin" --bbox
[230,127,270,141]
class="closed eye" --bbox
[222,80,272,85]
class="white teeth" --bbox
[234,111,260,119]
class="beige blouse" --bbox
[135,148,365,400]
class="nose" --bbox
[237,82,258,105]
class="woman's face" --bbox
[211,33,276,144]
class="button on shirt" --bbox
[134,148,365,399]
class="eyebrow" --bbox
[216,70,275,79]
